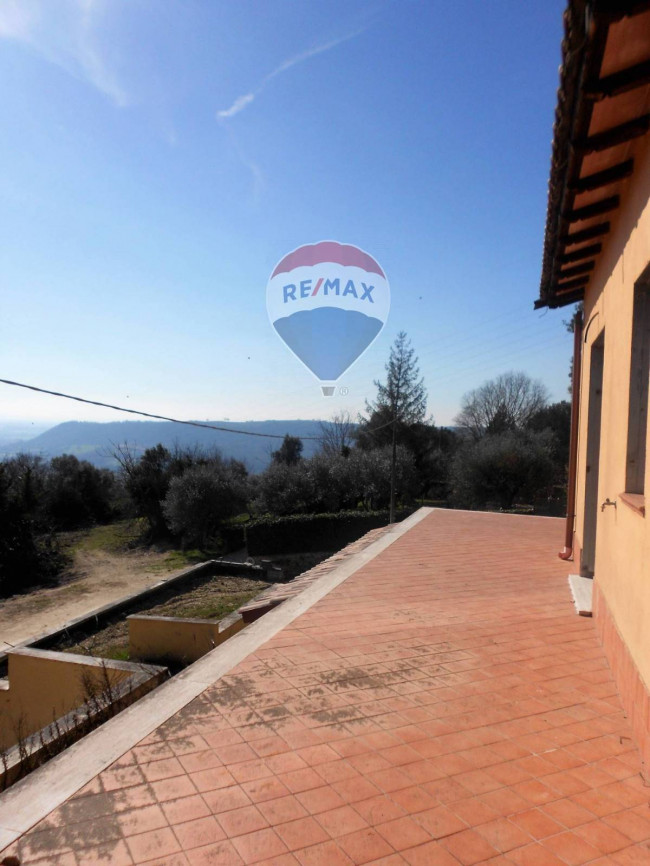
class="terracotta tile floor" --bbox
[3,510,650,865]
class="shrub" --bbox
[115,443,245,539]
[0,463,64,597]
[116,444,180,537]
[162,463,249,548]
[254,446,417,516]
[43,455,116,529]
[254,461,320,516]
[0,453,119,532]
[451,429,555,510]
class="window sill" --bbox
[619,492,646,517]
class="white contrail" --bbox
[217,27,366,120]
[218,92,256,119]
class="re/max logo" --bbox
[283,278,375,303]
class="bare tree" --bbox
[319,411,355,457]
[455,371,549,440]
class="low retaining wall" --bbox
[0,559,264,673]
[0,647,165,753]
[128,612,244,666]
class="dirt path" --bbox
[0,547,190,651]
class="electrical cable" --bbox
[0,378,403,442]
[0,378,322,440]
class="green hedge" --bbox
[218,523,246,554]
[243,508,415,556]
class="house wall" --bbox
[573,135,650,774]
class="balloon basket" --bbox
[321,385,335,397]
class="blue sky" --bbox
[0,0,570,428]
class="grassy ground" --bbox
[1,522,246,651]
[54,521,334,587]
[61,520,210,572]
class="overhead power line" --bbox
[0,377,401,442]
[0,378,323,440]
[3,370,495,451]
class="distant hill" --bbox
[0,419,324,471]
[0,421,50,449]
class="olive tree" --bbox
[162,463,248,548]
[254,447,417,515]
[451,429,555,510]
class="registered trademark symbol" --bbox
[339,386,349,396]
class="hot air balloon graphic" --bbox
[266,241,390,395]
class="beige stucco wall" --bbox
[574,134,650,689]
[128,614,244,665]
[0,648,135,751]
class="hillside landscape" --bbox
[0,421,50,449]
[0,419,324,469]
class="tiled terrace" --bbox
[2,509,649,865]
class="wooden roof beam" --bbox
[595,1,650,21]
[586,60,650,100]
[558,261,596,280]
[565,195,620,221]
[559,243,602,263]
[570,159,634,192]
[577,114,650,154]
[561,222,611,246]
[554,276,590,293]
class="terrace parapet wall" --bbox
[0,647,165,753]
